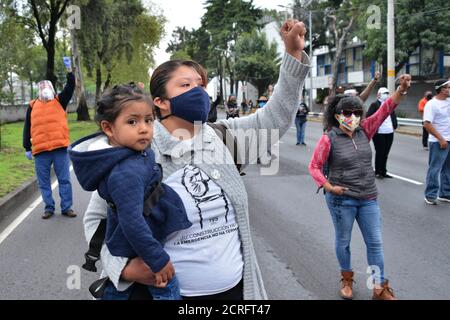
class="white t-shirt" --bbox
[378,117,394,134]
[423,98,450,142]
[163,165,243,297]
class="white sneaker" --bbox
[437,197,450,203]
[424,197,438,205]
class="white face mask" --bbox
[41,88,55,101]
[337,114,361,132]
[379,93,389,101]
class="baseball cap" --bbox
[378,87,389,95]
[435,79,450,91]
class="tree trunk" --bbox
[29,74,34,100]
[95,67,102,106]
[104,70,112,91]
[46,28,58,88]
[8,72,15,106]
[327,14,354,98]
[70,29,90,121]
[218,57,224,103]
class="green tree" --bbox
[202,0,262,95]
[78,0,145,103]
[235,31,281,97]
[10,0,71,87]
[358,0,450,77]
[109,13,165,86]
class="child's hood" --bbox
[68,132,136,191]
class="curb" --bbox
[0,171,55,223]
[0,176,39,223]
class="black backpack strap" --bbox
[82,218,107,272]
[207,122,244,175]
[143,164,165,217]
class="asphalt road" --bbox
[0,118,449,300]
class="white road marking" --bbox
[387,172,424,186]
[0,166,73,245]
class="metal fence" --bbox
[307,112,423,127]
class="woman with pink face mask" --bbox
[308,74,411,300]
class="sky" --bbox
[146,0,293,67]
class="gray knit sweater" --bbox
[83,52,311,300]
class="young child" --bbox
[69,83,191,300]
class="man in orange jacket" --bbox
[418,90,433,149]
[23,68,76,219]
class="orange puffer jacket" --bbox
[30,97,70,155]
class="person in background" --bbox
[367,87,398,179]
[225,95,240,119]
[257,96,268,108]
[241,99,249,115]
[418,91,433,150]
[295,101,310,146]
[248,100,254,113]
[423,79,450,205]
[208,95,221,123]
[23,66,77,220]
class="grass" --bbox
[0,109,98,198]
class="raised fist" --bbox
[280,19,306,60]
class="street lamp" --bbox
[277,4,291,21]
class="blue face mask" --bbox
[258,101,266,108]
[161,86,211,123]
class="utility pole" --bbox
[387,0,395,93]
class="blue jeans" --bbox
[102,276,182,300]
[325,193,385,284]
[425,142,450,199]
[295,118,307,144]
[34,148,73,213]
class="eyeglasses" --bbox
[341,109,363,117]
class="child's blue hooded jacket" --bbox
[69,132,192,273]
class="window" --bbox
[354,47,363,71]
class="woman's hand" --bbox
[121,257,156,286]
[391,74,411,104]
[324,182,348,196]
[280,19,306,61]
[329,186,349,196]
[398,74,412,93]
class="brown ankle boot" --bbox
[372,280,397,300]
[340,271,354,300]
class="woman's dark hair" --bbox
[95,82,153,128]
[323,95,364,130]
[149,60,208,118]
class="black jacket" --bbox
[367,99,398,131]
[208,96,221,123]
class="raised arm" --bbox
[218,20,311,165]
[359,71,381,103]
[361,74,411,140]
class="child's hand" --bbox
[154,261,175,286]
